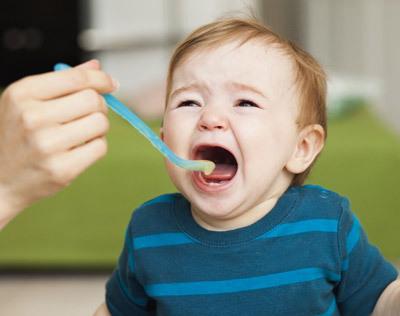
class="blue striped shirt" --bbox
[106,185,397,315]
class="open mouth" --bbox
[193,145,238,185]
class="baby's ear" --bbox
[285,124,325,174]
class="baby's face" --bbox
[162,40,301,230]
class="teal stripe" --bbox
[257,219,337,239]
[341,217,361,272]
[341,258,349,271]
[141,194,175,207]
[134,233,194,250]
[342,216,360,271]
[128,254,135,273]
[145,267,340,297]
[346,216,361,254]
[317,298,336,316]
[134,219,338,250]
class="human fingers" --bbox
[7,66,117,101]
[76,59,101,70]
[42,136,108,187]
[21,89,108,129]
[28,112,109,155]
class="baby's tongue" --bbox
[202,163,236,181]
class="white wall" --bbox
[303,0,399,132]
[85,0,259,118]
[381,1,400,133]
[87,0,170,110]
[84,0,399,131]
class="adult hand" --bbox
[0,60,117,229]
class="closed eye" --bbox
[236,99,260,108]
[177,100,200,108]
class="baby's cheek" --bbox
[162,125,190,156]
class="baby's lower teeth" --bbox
[209,179,224,184]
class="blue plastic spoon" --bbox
[54,63,215,175]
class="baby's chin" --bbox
[189,196,247,227]
[193,202,235,219]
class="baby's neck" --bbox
[191,192,283,232]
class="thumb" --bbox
[75,59,101,70]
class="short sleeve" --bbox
[106,221,155,315]
[335,198,398,316]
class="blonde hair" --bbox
[165,18,327,186]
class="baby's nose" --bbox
[197,108,228,131]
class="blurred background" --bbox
[0,0,399,315]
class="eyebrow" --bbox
[228,81,269,99]
[169,83,209,100]
[169,81,268,100]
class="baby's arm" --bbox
[372,279,400,315]
[93,303,111,316]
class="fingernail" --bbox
[88,59,100,68]
[112,77,120,91]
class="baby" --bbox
[95,18,398,315]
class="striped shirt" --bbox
[106,185,398,315]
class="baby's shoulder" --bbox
[127,193,182,236]
[294,184,349,220]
